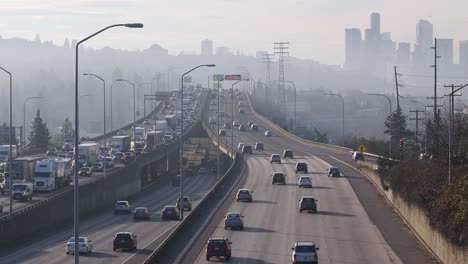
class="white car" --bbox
[232,120,240,127]
[298,176,312,188]
[265,131,272,137]
[237,142,245,150]
[291,241,319,264]
[66,236,93,255]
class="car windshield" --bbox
[239,190,249,194]
[69,237,85,243]
[116,202,128,206]
[165,206,176,211]
[12,185,26,191]
[115,234,131,240]
[296,245,316,252]
[135,208,147,213]
[209,240,227,246]
[302,198,315,203]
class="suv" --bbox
[270,154,281,164]
[161,205,180,220]
[206,237,232,261]
[113,232,137,251]
[224,212,244,230]
[114,201,132,214]
[291,241,319,264]
[352,152,364,161]
[298,176,312,188]
[328,167,341,177]
[295,162,308,173]
[242,145,252,154]
[283,149,294,158]
[272,172,286,185]
[299,196,318,213]
[176,196,192,211]
[236,189,253,202]
[254,142,264,150]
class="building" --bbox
[201,39,213,56]
[437,39,453,66]
[370,12,381,40]
[256,51,268,60]
[413,20,433,68]
[397,42,411,64]
[216,46,232,56]
[459,40,468,69]
[344,28,362,68]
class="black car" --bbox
[272,172,286,185]
[78,167,92,177]
[328,167,341,177]
[299,196,318,213]
[295,162,308,173]
[91,162,103,172]
[242,145,252,154]
[254,142,264,150]
[113,232,137,251]
[133,207,151,220]
[161,205,180,220]
[283,149,294,158]
[352,152,365,161]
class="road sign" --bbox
[224,74,241,81]
[357,144,366,153]
[213,74,224,82]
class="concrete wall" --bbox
[360,166,468,264]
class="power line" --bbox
[274,42,289,104]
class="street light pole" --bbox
[23,96,43,155]
[0,66,13,216]
[368,93,393,158]
[74,22,143,264]
[115,79,136,149]
[325,93,345,147]
[83,73,106,177]
[180,64,215,221]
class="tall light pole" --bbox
[115,79,136,145]
[368,93,392,158]
[324,93,345,147]
[0,66,13,216]
[83,73,106,177]
[23,96,43,154]
[74,22,143,264]
[180,64,215,220]
[283,80,296,131]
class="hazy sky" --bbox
[2,0,468,65]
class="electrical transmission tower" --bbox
[262,53,274,111]
[274,42,289,104]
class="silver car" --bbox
[224,212,244,230]
[291,241,319,264]
[114,200,132,214]
[236,189,253,202]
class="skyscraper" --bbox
[345,28,362,68]
[201,39,213,56]
[416,20,433,50]
[437,39,453,66]
[397,43,411,64]
[459,41,468,69]
[371,12,381,40]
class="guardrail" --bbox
[245,93,388,161]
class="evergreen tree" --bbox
[29,109,51,150]
[60,117,74,141]
[384,107,414,159]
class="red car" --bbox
[206,237,232,261]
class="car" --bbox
[172,175,181,186]
[219,129,226,136]
[176,196,192,211]
[270,154,281,164]
[328,167,341,177]
[46,148,58,156]
[283,149,294,158]
[78,167,92,177]
[134,148,144,156]
[161,205,180,220]
[251,124,258,131]
[114,200,132,214]
[232,120,240,127]
[66,151,74,158]
[224,122,231,129]
[143,119,151,125]
[352,151,365,161]
[206,237,232,261]
[224,212,244,230]
[236,188,253,202]
[238,109,245,114]
[291,241,319,264]
[239,125,246,131]
[133,207,151,220]
[247,121,253,127]
[198,167,208,175]
[295,162,308,173]
[254,142,264,150]
[91,162,103,172]
[265,131,272,137]
[242,145,252,154]
[117,130,126,136]
[113,232,137,251]
[124,151,135,162]
[112,152,126,163]
[184,168,194,177]
[66,236,92,255]
[237,142,245,151]
[104,157,114,168]
[272,172,286,185]
[299,196,318,213]
[298,176,312,188]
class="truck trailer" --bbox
[76,142,100,169]
[109,136,131,154]
[0,145,18,162]
[145,130,164,151]
[34,158,72,192]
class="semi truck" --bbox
[164,115,178,130]
[2,156,43,192]
[34,158,72,192]
[0,145,18,161]
[134,127,146,141]
[76,142,100,169]
[110,136,131,154]
[145,130,164,151]
[154,120,168,132]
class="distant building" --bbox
[381,32,391,41]
[216,46,232,56]
[256,51,268,60]
[201,39,213,56]
[370,12,381,40]
[437,39,453,66]
[397,42,411,64]
[459,40,468,69]
[345,28,361,68]
[413,20,433,67]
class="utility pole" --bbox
[274,42,289,105]
[409,110,425,150]
[394,66,403,111]
[262,53,273,112]
[430,38,440,122]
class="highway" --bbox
[188,92,436,263]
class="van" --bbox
[11,182,34,201]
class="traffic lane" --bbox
[194,153,400,263]
[0,172,218,264]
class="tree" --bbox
[29,109,51,150]
[60,117,74,141]
[384,107,414,159]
